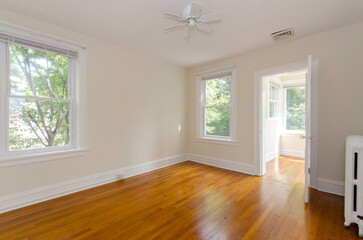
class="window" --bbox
[284,87,305,132]
[0,24,87,167]
[196,66,237,144]
[268,84,279,118]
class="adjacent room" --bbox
[263,70,306,181]
[0,0,363,239]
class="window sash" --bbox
[196,65,237,144]
[202,72,232,81]
[202,79,232,138]
[205,105,231,108]
[269,85,279,101]
[268,84,279,118]
[1,41,76,155]
[204,106,231,137]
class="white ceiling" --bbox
[0,0,363,67]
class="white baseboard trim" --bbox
[317,178,344,196]
[187,153,256,176]
[264,151,278,163]
[0,154,187,214]
[2,152,342,214]
[279,149,305,158]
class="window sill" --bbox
[0,148,88,168]
[196,137,238,146]
[280,131,304,137]
[267,117,280,122]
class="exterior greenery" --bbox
[205,76,231,136]
[9,44,70,151]
[286,87,305,131]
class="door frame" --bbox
[254,59,319,189]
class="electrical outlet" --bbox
[116,173,125,180]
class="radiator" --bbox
[345,135,363,237]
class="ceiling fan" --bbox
[164,2,221,41]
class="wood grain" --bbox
[0,156,360,239]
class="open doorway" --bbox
[254,58,319,203]
[262,70,306,183]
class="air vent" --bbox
[271,28,295,41]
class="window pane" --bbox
[205,107,230,137]
[9,98,70,151]
[286,87,305,131]
[269,85,278,100]
[9,44,69,99]
[205,76,231,106]
[269,101,278,118]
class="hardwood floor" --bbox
[0,156,360,239]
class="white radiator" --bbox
[345,135,363,237]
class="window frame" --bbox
[0,22,87,167]
[196,65,237,145]
[282,86,306,135]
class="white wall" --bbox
[279,135,305,158]
[0,8,187,197]
[187,21,363,183]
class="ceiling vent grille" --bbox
[271,28,295,41]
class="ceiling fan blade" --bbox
[185,27,190,38]
[165,24,186,32]
[197,23,214,34]
[200,12,222,23]
[190,2,202,17]
[164,13,184,22]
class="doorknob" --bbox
[300,135,314,140]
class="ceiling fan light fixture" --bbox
[164,1,222,42]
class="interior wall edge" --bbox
[317,177,345,196]
[187,153,256,176]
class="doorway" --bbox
[262,70,307,186]
[254,58,319,203]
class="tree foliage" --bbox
[205,76,231,136]
[286,87,305,131]
[9,44,70,150]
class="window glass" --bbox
[205,106,230,137]
[204,75,231,137]
[268,85,278,118]
[205,76,231,106]
[8,44,70,151]
[286,87,305,131]
[269,85,278,101]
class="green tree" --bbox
[9,44,70,150]
[286,87,305,131]
[205,76,231,136]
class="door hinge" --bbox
[308,168,310,174]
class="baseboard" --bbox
[317,178,344,196]
[0,154,187,214]
[279,149,305,158]
[187,153,256,176]
[264,151,278,163]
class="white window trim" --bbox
[196,65,238,145]
[281,86,305,135]
[0,21,87,167]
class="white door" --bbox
[304,55,312,203]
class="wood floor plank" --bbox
[0,157,360,239]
